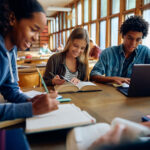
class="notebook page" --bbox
[26,104,95,133]
[24,90,62,99]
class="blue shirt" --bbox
[90,44,150,78]
[0,34,32,121]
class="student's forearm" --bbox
[90,75,115,83]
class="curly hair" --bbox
[120,15,149,39]
[0,0,45,36]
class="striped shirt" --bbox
[64,65,78,81]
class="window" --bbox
[112,0,120,14]
[72,5,76,27]
[144,0,150,4]
[67,12,71,28]
[63,31,66,45]
[77,1,82,25]
[111,17,119,46]
[56,16,59,32]
[84,0,88,23]
[125,13,134,20]
[59,14,62,30]
[50,36,53,50]
[53,34,55,49]
[50,21,53,34]
[91,0,97,20]
[126,0,136,10]
[67,30,70,38]
[100,0,107,18]
[53,19,55,33]
[63,13,66,29]
[100,21,106,50]
[90,23,96,43]
[142,9,150,47]
[84,25,88,31]
[59,33,61,45]
[56,34,58,48]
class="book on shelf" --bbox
[55,81,101,93]
[66,117,150,150]
[26,104,96,134]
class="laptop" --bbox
[117,64,150,97]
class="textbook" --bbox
[55,81,101,93]
[66,117,150,150]
[26,104,96,134]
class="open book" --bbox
[26,104,96,134]
[55,81,101,93]
[66,117,150,150]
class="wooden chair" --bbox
[18,71,40,88]
[17,59,25,65]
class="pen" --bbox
[60,75,73,84]
[37,68,49,93]
[49,72,72,84]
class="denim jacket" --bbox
[90,44,150,78]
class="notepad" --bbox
[66,117,150,150]
[24,90,62,99]
[26,104,96,134]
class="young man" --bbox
[90,16,150,85]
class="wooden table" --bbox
[24,83,150,150]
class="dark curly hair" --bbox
[0,0,45,36]
[120,15,149,39]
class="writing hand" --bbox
[52,75,65,85]
[32,91,59,115]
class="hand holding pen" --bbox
[49,72,65,85]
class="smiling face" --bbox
[123,31,143,53]
[67,39,87,58]
[10,12,46,50]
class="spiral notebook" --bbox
[26,104,96,134]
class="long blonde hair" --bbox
[62,27,90,80]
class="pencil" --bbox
[37,68,49,93]
[49,72,55,77]
[60,75,73,84]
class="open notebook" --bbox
[26,104,96,134]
